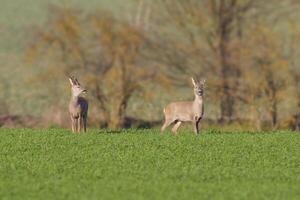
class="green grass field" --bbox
[0,128,299,200]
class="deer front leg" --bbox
[193,116,200,135]
[196,120,201,134]
[193,121,198,134]
[83,116,87,132]
[71,117,75,132]
[73,118,77,132]
[194,115,203,135]
[195,116,203,135]
[77,117,82,132]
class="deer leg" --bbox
[83,116,87,132]
[75,118,80,132]
[196,120,201,134]
[73,118,77,132]
[77,117,82,132]
[193,121,199,135]
[71,117,75,132]
[172,121,182,134]
[161,118,174,133]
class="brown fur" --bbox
[161,78,205,135]
[68,77,88,132]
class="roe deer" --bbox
[68,76,88,132]
[161,78,205,135]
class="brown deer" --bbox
[161,78,205,135]
[68,76,88,132]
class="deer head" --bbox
[191,78,205,97]
[69,76,87,97]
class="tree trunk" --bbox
[218,8,235,123]
[107,96,130,129]
[271,99,277,129]
[117,98,129,128]
[220,91,235,122]
[107,67,133,129]
[95,84,110,128]
[293,114,300,131]
[268,77,277,129]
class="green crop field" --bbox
[0,128,299,200]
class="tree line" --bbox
[25,0,300,130]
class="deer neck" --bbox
[194,95,203,105]
[71,94,79,103]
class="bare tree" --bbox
[26,5,154,128]
[151,0,258,122]
[238,24,292,129]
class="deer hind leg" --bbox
[172,121,182,134]
[161,118,174,133]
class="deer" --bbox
[161,78,205,135]
[68,76,88,133]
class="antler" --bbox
[74,78,80,85]
[68,76,80,85]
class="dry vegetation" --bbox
[1,0,300,130]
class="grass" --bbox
[0,128,299,200]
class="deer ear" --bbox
[191,77,196,86]
[200,79,206,85]
[69,77,74,86]
[75,78,80,85]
